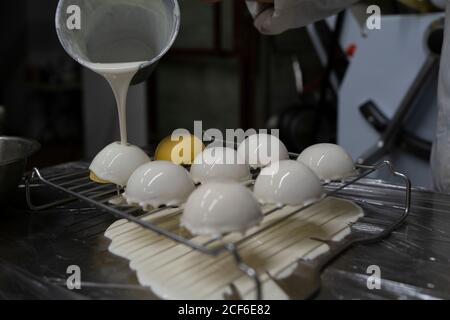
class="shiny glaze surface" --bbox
[254,160,324,206]
[124,160,195,209]
[237,134,289,168]
[89,142,150,186]
[297,143,356,182]
[182,181,263,236]
[190,147,251,183]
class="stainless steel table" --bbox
[1,162,449,300]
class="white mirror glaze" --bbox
[237,133,289,168]
[89,142,150,186]
[297,143,356,182]
[181,181,263,237]
[124,161,195,209]
[254,160,324,206]
[190,147,251,183]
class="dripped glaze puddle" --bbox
[105,197,363,300]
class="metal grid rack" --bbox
[25,159,411,300]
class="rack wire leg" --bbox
[225,243,262,300]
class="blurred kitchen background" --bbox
[0,0,444,188]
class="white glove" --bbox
[431,1,450,192]
[246,0,359,35]
[431,0,447,10]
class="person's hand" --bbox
[202,0,274,3]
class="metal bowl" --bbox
[0,137,40,200]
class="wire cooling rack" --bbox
[25,159,411,300]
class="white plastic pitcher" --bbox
[55,0,180,84]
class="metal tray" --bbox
[25,160,411,299]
